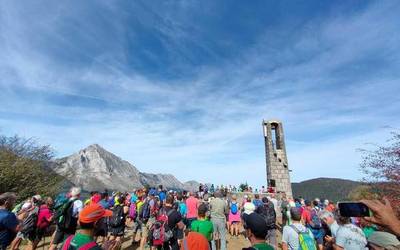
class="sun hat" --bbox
[79,203,112,224]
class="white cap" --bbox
[70,187,81,197]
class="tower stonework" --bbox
[262,120,293,197]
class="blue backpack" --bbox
[230,202,238,214]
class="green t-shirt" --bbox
[66,233,101,250]
[251,243,274,250]
[191,218,214,241]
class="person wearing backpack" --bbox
[156,195,184,250]
[31,197,54,250]
[228,195,240,237]
[60,203,112,250]
[0,193,19,250]
[255,197,277,249]
[11,195,42,250]
[49,187,83,250]
[242,212,274,250]
[138,192,158,250]
[282,207,316,250]
[302,200,324,250]
[108,195,129,250]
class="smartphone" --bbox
[338,202,371,217]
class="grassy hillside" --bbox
[292,178,362,202]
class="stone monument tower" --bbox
[262,120,293,197]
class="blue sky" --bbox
[1,1,399,187]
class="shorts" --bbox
[18,230,36,242]
[141,218,155,239]
[309,228,324,245]
[175,228,184,240]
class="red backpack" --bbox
[62,235,97,250]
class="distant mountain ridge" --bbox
[51,144,194,191]
[291,178,362,201]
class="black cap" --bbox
[243,212,269,239]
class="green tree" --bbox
[0,135,63,201]
[239,182,249,192]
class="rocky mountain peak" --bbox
[51,144,190,192]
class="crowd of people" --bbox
[0,184,399,250]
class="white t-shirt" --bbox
[335,224,367,250]
[71,199,83,217]
[282,223,314,250]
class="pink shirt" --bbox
[37,204,53,229]
[186,196,198,219]
[228,202,241,223]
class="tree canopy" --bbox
[0,135,63,201]
[359,132,400,209]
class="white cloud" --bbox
[0,1,399,188]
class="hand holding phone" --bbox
[338,202,371,217]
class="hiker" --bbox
[252,194,263,209]
[319,210,339,238]
[158,185,166,206]
[11,195,42,250]
[108,194,129,250]
[210,184,215,194]
[324,213,367,250]
[31,197,54,250]
[138,191,158,250]
[185,192,198,229]
[49,187,83,250]
[228,194,240,237]
[302,200,324,250]
[282,207,316,250]
[60,203,112,250]
[242,212,274,250]
[280,194,290,226]
[191,203,213,247]
[153,195,184,250]
[255,197,277,249]
[0,192,19,250]
[209,191,228,250]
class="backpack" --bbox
[290,225,317,250]
[139,200,151,222]
[62,235,97,250]
[230,203,238,215]
[57,199,78,231]
[110,205,125,227]
[258,201,276,229]
[129,203,137,220]
[11,202,23,214]
[21,206,39,235]
[309,208,322,229]
[151,208,174,246]
[253,199,263,208]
